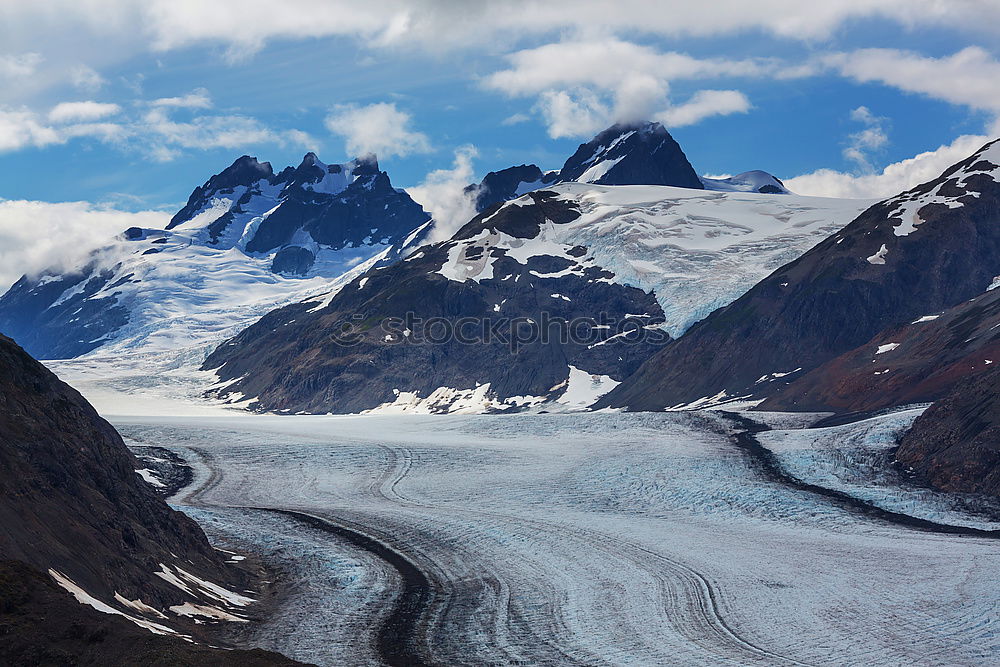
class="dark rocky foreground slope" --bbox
[896,365,1000,498]
[203,190,668,414]
[0,561,300,666]
[756,283,1000,498]
[599,138,1000,410]
[0,334,301,663]
[760,284,1000,413]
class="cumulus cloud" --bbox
[655,90,751,128]
[325,102,431,158]
[407,145,479,243]
[0,199,171,291]
[485,39,769,96]
[48,101,122,123]
[6,1,994,57]
[150,88,213,109]
[534,89,611,139]
[785,133,992,199]
[142,107,314,161]
[786,59,1000,200]
[0,109,63,151]
[0,93,313,162]
[485,39,770,136]
[842,106,889,171]
[69,64,105,91]
[828,47,1000,113]
[0,52,42,79]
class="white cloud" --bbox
[534,89,610,139]
[486,39,767,136]
[486,40,1000,139]
[325,102,431,158]
[786,52,1000,200]
[828,47,1000,113]
[485,39,769,97]
[150,88,213,109]
[8,1,993,57]
[284,128,320,153]
[142,107,313,159]
[0,199,171,291]
[0,109,63,151]
[501,112,531,126]
[655,90,751,128]
[0,106,132,152]
[0,52,42,79]
[407,145,479,242]
[69,64,105,91]
[61,122,129,143]
[0,97,313,162]
[48,101,122,123]
[842,106,889,171]
[148,145,181,163]
[785,133,991,199]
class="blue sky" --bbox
[0,2,998,231]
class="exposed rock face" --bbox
[0,561,303,666]
[896,366,1000,497]
[271,246,316,276]
[760,285,1000,412]
[0,334,273,647]
[0,264,131,359]
[467,123,792,215]
[0,151,430,360]
[168,155,276,230]
[241,154,428,255]
[203,191,670,414]
[599,138,1000,411]
[465,121,705,215]
[557,121,703,189]
[468,164,559,212]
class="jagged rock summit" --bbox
[167,151,427,256]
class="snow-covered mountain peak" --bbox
[200,182,874,415]
[466,122,797,213]
[0,150,430,360]
[558,121,704,189]
[272,152,378,197]
[467,164,559,212]
[701,170,790,194]
[154,150,429,256]
[167,155,274,230]
[881,137,1000,237]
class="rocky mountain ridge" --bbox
[0,152,430,360]
[199,122,870,414]
[599,138,1000,411]
[0,333,297,660]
